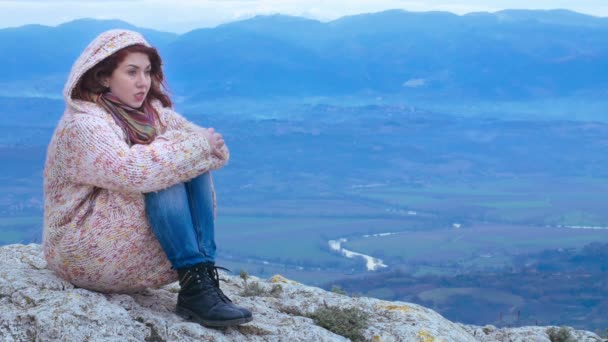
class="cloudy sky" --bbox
[1,0,606,33]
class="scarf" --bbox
[96,92,157,145]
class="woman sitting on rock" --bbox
[43,29,252,327]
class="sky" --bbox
[0,0,606,33]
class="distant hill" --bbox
[0,19,175,81]
[0,10,606,100]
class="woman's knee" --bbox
[145,182,189,213]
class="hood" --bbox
[63,29,151,112]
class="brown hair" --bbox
[71,44,172,108]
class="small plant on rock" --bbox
[239,269,249,283]
[238,269,282,298]
[269,284,283,297]
[307,302,369,342]
[241,280,266,297]
[330,285,347,295]
[547,326,576,342]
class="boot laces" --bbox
[207,265,234,303]
[179,264,234,304]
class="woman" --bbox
[43,29,252,327]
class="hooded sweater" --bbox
[43,29,229,293]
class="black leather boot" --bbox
[176,263,253,327]
[206,264,253,317]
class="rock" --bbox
[460,324,604,342]
[0,244,604,341]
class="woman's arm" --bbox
[161,109,230,163]
[58,115,221,193]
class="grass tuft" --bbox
[307,304,369,342]
[547,326,576,342]
[239,269,283,297]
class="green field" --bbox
[216,214,417,266]
[3,175,608,289]
[418,287,525,307]
[0,215,42,245]
[345,177,608,226]
[213,175,608,283]
[343,222,608,274]
[0,216,42,226]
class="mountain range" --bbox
[0,9,606,100]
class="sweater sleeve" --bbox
[161,109,230,165]
[59,115,221,193]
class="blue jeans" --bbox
[145,172,216,269]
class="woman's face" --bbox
[103,52,151,108]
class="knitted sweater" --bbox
[43,30,229,293]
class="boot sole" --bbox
[176,306,253,327]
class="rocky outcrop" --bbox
[0,244,604,341]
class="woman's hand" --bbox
[202,127,226,160]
